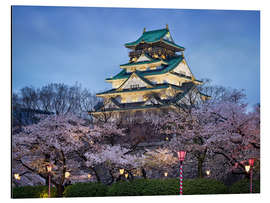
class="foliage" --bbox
[12,185,56,198]
[149,88,260,179]
[107,178,227,196]
[142,148,178,175]
[85,144,142,169]
[12,113,130,195]
[183,178,228,195]
[12,114,101,196]
[63,182,108,197]
[229,178,260,194]
[12,178,234,198]
[12,82,100,116]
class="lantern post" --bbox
[177,151,186,195]
[46,164,52,198]
[248,158,255,193]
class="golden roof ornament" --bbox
[132,57,137,62]
[166,24,169,30]
[191,75,196,82]
[143,27,146,33]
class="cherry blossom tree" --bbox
[12,112,145,195]
[85,144,143,182]
[148,88,260,179]
[12,114,104,196]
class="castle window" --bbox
[130,84,140,89]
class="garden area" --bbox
[12,83,260,198]
[12,178,260,198]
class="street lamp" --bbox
[87,174,92,179]
[248,158,255,193]
[46,164,52,198]
[245,165,250,173]
[206,170,211,177]
[65,172,70,179]
[177,150,186,195]
[119,169,124,175]
[14,173,21,180]
[125,173,129,179]
[164,172,168,177]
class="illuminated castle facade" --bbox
[91,25,208,118]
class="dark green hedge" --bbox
[107,178,228,196]
[183,178,228,195]
[12,178,229,198]
[63,182,108,197]
[229,179,260,194]
[12,185,56,198]
[107,179,178,196]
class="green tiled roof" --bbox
[125,28,185,51]
[106,55,184,81]
[120,59,164,67]
[162,39,185,50]
[125,29,168,46]
[169,71,203,83]
[97,83,183,96]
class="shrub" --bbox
[229,179,260,194]
[12,185,56,198]
[183,178,228,195]
[107,178,227,196]
[63,182,108,197]
[107,179,177,196]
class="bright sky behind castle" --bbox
[12,6,260,106]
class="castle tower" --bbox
[91,26,208,118]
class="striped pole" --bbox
[179,161,183,195]
[250,168,253,193]
[48,173,51,198]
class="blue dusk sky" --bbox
[12,6,260,106]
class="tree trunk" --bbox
[197,158,204,178]
[141,168,147,179]
[56,184,65,197]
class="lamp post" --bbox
[119,169,124,175]
[248,158,255,193]
[177,150,186,195]
[206,170,211,177]
[47,164,52,198]
[14,173,21,181]
[65,171,70,179]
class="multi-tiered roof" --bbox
[91,25,208,115]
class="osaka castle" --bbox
[91,25,209,118]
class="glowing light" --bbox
[65,172,70,179]
[87,174,92,179]
[14,173,20,180]
[119,169,124,175]
[164,172,168,177]
[206,170,210,176]
[47,164,52,172]
[245,165,251,173]
[177,151,186,161]
[125,173,128,178]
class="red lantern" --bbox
[248,158,255,167]
[177,151,186,162]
